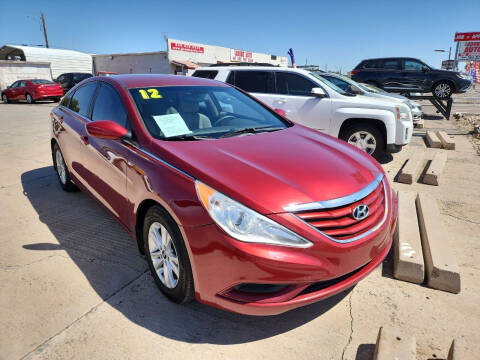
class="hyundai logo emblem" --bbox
[352,204,369,220]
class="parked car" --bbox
[318,72,423,123]
[51,74,397,315]
[1,79,63,103]
[361,82,423,123]
[351,57,472,99]
[97,71,118,76]
[193,66,413,159]
[55,72,93,93]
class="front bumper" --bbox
[456,78,473,93]
[180,190,398,316]
[393,117,413,147]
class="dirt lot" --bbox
[1,95,479,360]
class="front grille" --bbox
[293,180,386,242]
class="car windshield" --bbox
[31,79,53,84]
[129,86,290,140]
[309,72,351,96]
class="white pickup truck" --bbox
[192,66,413,159]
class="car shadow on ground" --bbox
[21,166,351,345]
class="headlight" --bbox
[457,73,470,80]
[195,181,313,248]
[396,105,411,121]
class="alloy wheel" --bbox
[2,94,7,103]
[148,222,180,289]
[26,94,33,104]
[347,131,377,154]
[55,149,67,184]
[434,83,451,99]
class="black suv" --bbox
[351,57,471,99]
[54,73,93,93]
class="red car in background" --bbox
[2,79,63,104]
[50,74,397,315]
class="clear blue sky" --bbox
[1,0,479,71]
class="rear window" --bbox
[192,70,218,79]
[31,79,53,84]
[232,71,274,93]
[361,60,380,69]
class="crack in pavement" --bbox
[443,212,480,225]
[20,269,149,360]
[341,291,354,360]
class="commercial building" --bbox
[93,38,288,75]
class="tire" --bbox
[340,123,385,160]
[53,97,61,103]
[26,93,34,104]
[143,205,194,304]
[1,93,8,103]
[432,81,453,99]
[52,143,77,192]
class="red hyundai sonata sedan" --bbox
[50,74,397,315]
[2,79,63,103]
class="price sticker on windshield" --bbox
[138,89,162,99]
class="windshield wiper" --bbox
[219,126,283,138]
[164,134,213,141]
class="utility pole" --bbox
[40,12,49,48]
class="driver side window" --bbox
[275,72,317,96]
[404,60,424,71]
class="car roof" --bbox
[107,74,231,89]
[195,66,311,74]
[360,57,420,61]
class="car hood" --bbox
[151,125,384,214]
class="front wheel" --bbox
[53,97,61,103]
[26,93,34,104]
[340,123,385,160]
[432,81,453,99]
[1,94,8,103]
[143,205,194,304]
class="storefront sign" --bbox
[457,41,480,61]
[230,49,253,63]
[454,32,480,42]
[170,41,204,54]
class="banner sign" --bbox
[457,41,480,61]
[230,49,253,62]
[454,32,480,42]
[170,41,204,54]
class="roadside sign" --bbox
[457,41,480,61]
[441,60,455,70]
[454,32,480,42]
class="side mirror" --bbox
[86,120,128,140]
[311,87,327,98]
[422,66,429,72]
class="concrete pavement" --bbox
[1,99,479,360]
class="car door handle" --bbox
[81,135,89,145]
